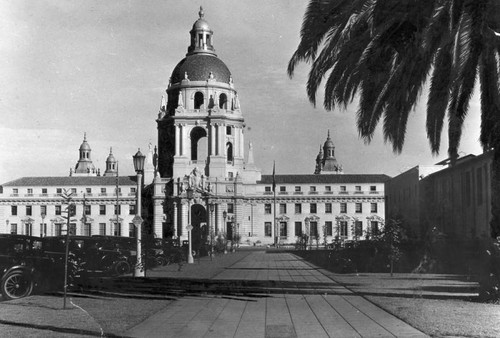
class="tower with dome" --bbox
[152,8,388,248]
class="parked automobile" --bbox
[0,235,53,300]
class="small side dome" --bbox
[106,148,116,163]
[79,133,91,151]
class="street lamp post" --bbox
[222,211,227,254]
[186,187,194,264]
[133,149,146,277]
[209,203,215,260]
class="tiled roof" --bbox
[2,176,137,187]
[258,174,391,185]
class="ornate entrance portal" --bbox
[191,204,207,254]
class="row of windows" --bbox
[11,187,136,195]
[263,221,380,237]
[11,222,137,238]
[265,185,379,193]
[264,203,378,214]
[11,204,136,216]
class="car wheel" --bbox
[114,261,130,275]
[156,257,166,266]
[1,270,34,300]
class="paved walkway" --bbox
[126,251,428,337]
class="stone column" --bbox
[175,124,180,156]
[173,201,178,238]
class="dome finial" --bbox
[199,6,204,19]
[327,129,330,139]
[109,147,113,154]
[84,132,87,141]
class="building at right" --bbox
[385,151,493,240]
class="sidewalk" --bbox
[125,251,429,337]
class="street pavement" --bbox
[125,250,428,338]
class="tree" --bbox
[289,0,500,238]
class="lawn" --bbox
[328,272,500,337]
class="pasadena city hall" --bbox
[0,8,389,248]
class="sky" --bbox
[0,0,483,183]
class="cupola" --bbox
[103,147,118,177]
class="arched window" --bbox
[190,127,208,161]
[219,93,227,109]
[194,92,204,109]
[226,142,233,162]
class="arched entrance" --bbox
[191,204,208,255]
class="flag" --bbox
[272,161,276,192]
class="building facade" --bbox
[1,9,390,245]
[151,9,390,246]
[386,152,493,239]
[0,136,139,237]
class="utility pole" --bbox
[61,189,75,309]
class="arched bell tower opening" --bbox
[191,127,208,162]
[194,92,204,109]
[219,93,227,109]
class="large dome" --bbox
[171,54,231,84]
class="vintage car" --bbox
[0,235,50,300]
[1,234,133,300]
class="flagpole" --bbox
[273,161,277,247]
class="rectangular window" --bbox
[465,171,472,207]
[309,186,316,192]
[129,223,136,238]
[325,186,331,192]
[55,205,62,216]
[340,203,347,213]
[84,205,91,215]
[227,203,234,214]
[310,221,318,237]
[310,203,317,214]
[264,204,272,214]
[370,185,377,192]
[129,205,136,215]
[295,222,302,236]
[340,186,346,192]
[114,223,121,236]
[295,186,301,192]
[280,222,287,237]
[370,203,377,213]
[27,188,33,194]
[69,223,76,235]
[477,168,483,205]
[355,186,361,192]
[10,223,17,234]
[131,187,136,193]
[294,203,302,214]
[42,188,47,194]
[226,126,232,135]
[265,186,271,192]
[114,205,121,215]
[40,205,47,215]
[325,203,332,214]
[99,205,106,215]
[11,205,17,216]
[99,223,106,236]
[12,188,18,194]
[355,221,363,237]
[280,186,286,192]
[83,223,91,236]
[371,221,379,236]
[71,188,77,194]
[54,223,62,236]
[101,188,106,194]
[279,203,287,214]
[86,188,92,194]
[355,203,362,213]
[325,221,333,236]
[56,188,62,194]
[340,221,348,237]
[264,222,272,237]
